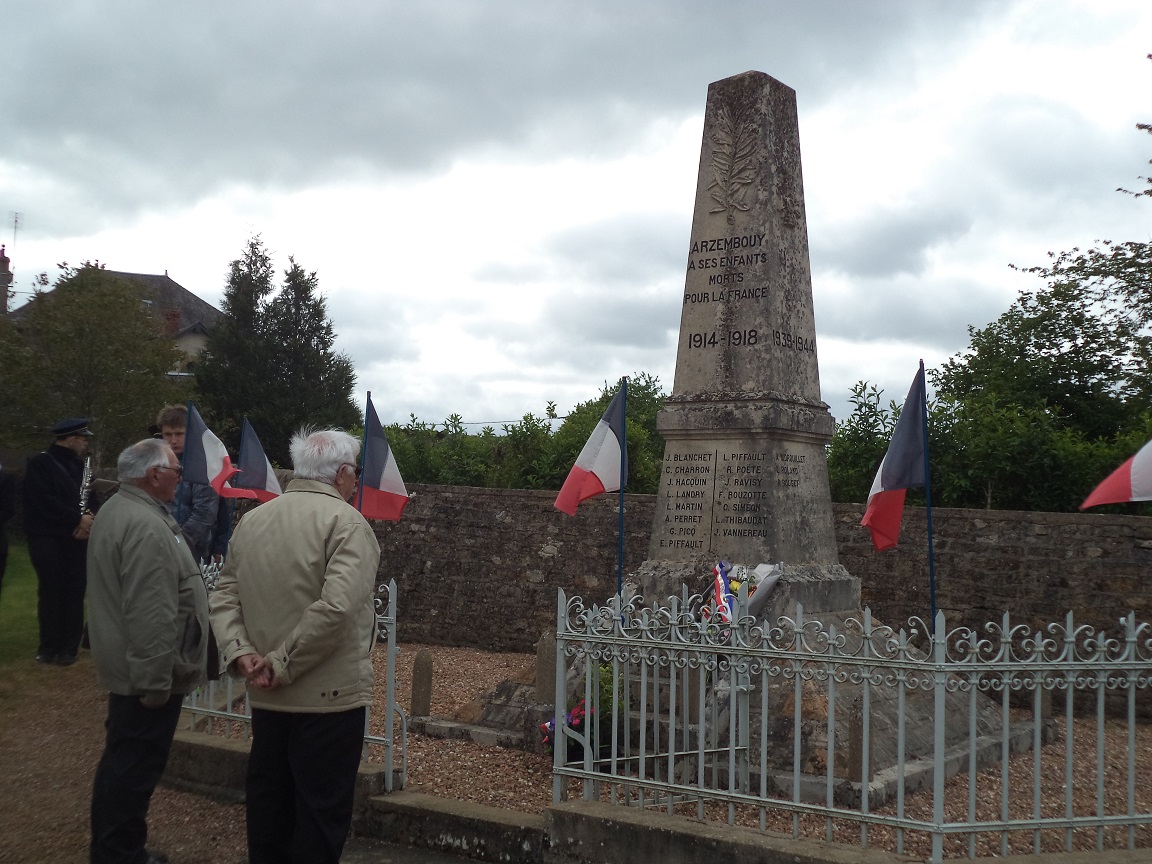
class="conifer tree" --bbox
[196,237,360,464]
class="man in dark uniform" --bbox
[23,417,96,665]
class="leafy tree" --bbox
[194,236,275,447]
[827,374,1152,513]
[900,100,1152,512]
[933,278,1146,442]
[930,393,1089,511]
[826,381,895,503]
[379,373,667,494]
[493,409,562,489]
[196,238,361,464]
[263,258,360,439]
[936,103,1152,446]
[0,264,188,461]
[384,409,557,489]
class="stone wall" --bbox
[376,484,1152,652]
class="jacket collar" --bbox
[285,478,347,501]
[117,481,174,514]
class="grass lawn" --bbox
[0,542,38,666]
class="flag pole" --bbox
[616,377,627,600]
[358,391,371,512]
[181,399,193,468]
[217,418,243,555]
[917,360,938,629]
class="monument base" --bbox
[630,558,860,620]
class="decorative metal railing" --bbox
[181,576,406,792]
[552,587,1152,862]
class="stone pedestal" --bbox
[633,559,859,618]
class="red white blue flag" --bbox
[555,388,627,516]
[861,364,927,551]
[181,402,239,496]
[220,418,281,502]
[1080,437,1152,509]
[357,394,409,521]
[710,561,734,623]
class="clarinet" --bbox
[79,456,93,515]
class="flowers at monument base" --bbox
[540,698,591,759]
[701,560,784,623]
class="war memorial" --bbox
[633,69,859,623]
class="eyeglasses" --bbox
[156,465,183,477]
[342,462,363,478]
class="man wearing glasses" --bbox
[86,438,210,864]
[210,428,381,864]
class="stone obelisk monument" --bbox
[637,70,857,615]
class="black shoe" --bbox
[145,849,170,863]
[54,654,77,666]
[35,653,54,664]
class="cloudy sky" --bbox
[4,0,1149,428]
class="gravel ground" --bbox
[2,644,1149,863]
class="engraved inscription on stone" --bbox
[657,451,713,552]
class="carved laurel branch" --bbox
[707,102,758,217]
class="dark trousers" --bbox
[90,693,183,864]
[247,706,366,864]
[28,533,87,658]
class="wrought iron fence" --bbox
[181,576,406,792]
[552,587,1152,862]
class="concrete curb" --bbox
[164,734,1152,864]
[164,730,397,816]
[544,799,912,864]
[364,791,546,862]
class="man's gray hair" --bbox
[118,438,174,482]
[290,428,360,484]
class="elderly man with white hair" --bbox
[210,427,381,864]
[87,437,210,864]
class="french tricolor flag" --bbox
[711,561,734,623]
[357,394,409,521]
[1080,438,1152,509]
[182,402,239,496]
[861,364,927,551]
[220,418,282,502]
[554,388,627,516]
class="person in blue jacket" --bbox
[155,405,219,563]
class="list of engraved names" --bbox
[657,447,808,552]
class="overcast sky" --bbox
[4,0,1149,428]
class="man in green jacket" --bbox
[87,438,210,864]
[210,428,381,864]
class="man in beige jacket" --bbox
[209,428,381,864]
